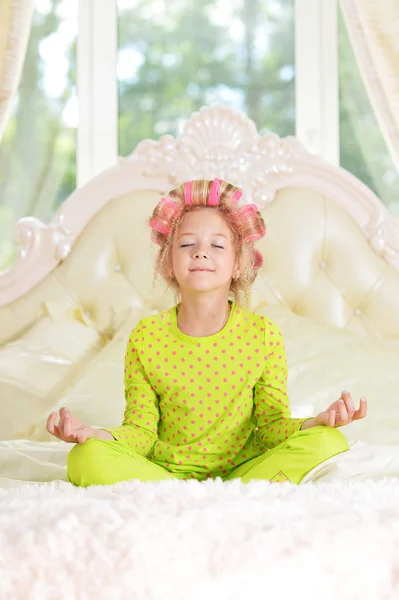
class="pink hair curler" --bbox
[149,217,170,236]
[208,178,222,206]
[232,204,266,242]
[252,249,263,270]
[184,181,193,205]
[231,189,242,203]
[149,196,182,241]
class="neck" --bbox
[177,293,231,337]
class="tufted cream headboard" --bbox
[1,104,399,349]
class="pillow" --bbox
[0,302,103,440]
[18,306,155,441]
[258,304,399,446]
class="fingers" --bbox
[317,410,336,427]
[339,392,368,423]
[59,406,73,438]
[337,399,348,422]
[47,407,88,443]
[353,397,368,421]
[340,391,355,419]
[330,393,368,427]
[48,407,75,442]
[46,411,56,434]
[320,393,367,429]
[58,407,66,436]
[63,408,72,438]
[46,411,61,439]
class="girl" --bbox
[47,179,367,486]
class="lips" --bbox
[189,268,214,272]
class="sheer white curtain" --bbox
[340,0,399,171]
[0,0,34,141]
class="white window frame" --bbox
[76,0,339,187]
[295,0,339,165]
[77,0,118,187]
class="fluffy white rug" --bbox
[1,478,399,600]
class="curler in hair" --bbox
[230,189,242,203]
[149,196,183,242]
[184,181,193,205]
[208,178,222,206]
[149,180,266,277]
[252,249,263,270]
[231,204,266,242]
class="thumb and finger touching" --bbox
[46,407,86,443]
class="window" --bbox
[0,0,78,270]
[1,0,398,274]
[117,0,295,156]
[338,6,399,215]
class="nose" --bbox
[193,249,209,259]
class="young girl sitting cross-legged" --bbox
[47,178,367,486]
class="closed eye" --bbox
[180,243,224,249]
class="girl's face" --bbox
[171,209,238,294]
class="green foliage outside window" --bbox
[0,0,398,273]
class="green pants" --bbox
[67,426,349,487]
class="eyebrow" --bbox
[178,232,228,239]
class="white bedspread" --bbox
[1,440,399,600]
[1,439,399,488]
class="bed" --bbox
[1,105,399,599]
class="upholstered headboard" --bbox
[1,104,399,348]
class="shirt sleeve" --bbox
[253,319,306,449]
[105,320,160,455]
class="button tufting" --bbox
[354,308,362,316]
[319,261,327,270]
[114,264,121,272]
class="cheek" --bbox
[169,250,180,274]
[214,257,234,276]
[172,250,188,270]
[221,250,236,268]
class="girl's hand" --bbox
[314,391,367,428]
[46,407,96,444]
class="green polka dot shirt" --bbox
[108,301,306,480]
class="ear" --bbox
[232,262,241,280]
[234,255,243,272]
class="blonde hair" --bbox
[149,179,265,306]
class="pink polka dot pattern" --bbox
[270,470,289,483]
[107,301,306,481]
[106,325,160,455]
[253,320,305,449]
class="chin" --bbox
[186,284,216,292]
[180,279,231,293]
